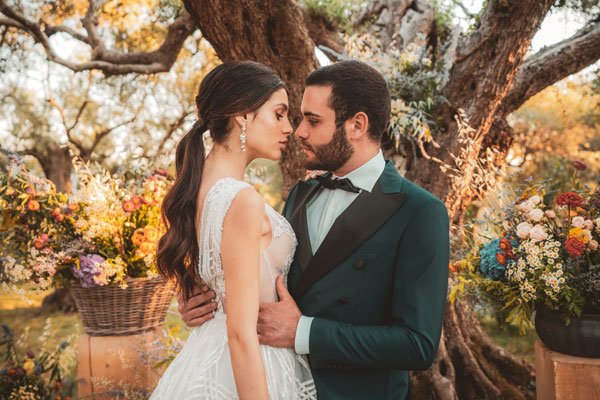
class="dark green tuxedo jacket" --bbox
[283,160,449,400]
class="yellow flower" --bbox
[23,360,35,374]
[568,228,589,243]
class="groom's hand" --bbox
[257,275,301,348]
[177,284,217,327]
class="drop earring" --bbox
[240,122,246,152]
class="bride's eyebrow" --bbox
[274,103,288,112]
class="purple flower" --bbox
[72,254,105,287]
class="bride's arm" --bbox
[221,188,269,400]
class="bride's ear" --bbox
[233,114,248,129]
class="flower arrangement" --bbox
[0,158,171,292]
[451,161,600,333]
[0,324,71,400]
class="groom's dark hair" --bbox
[305,60,391,143]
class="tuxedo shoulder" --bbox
[400,176,445,206]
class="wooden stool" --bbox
[78,329,167,399]
[535,340,600,399]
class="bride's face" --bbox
[245,88,293,160]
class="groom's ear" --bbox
[347,111,369,140]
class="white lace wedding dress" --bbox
[151,178,316,399]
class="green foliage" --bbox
[301,0,363,31]
[1,324,73,399]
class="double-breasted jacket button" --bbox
[354,259,365,270]
[337,297,348,305]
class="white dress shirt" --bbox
[294,150,386,355]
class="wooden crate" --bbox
[77,329,167,399]
[535,340,600,400]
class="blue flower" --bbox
[479,239,517,281]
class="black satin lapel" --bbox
[288,181,321,285]
[293,182,407,299]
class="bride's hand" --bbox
[305,170,326,180]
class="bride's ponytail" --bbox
[156,61,285,301]
[157,120,207,298]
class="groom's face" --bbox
[296,85,353,172]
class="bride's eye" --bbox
[275,112,283,120]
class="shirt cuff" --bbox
[294,316,314,355]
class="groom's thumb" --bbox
[276,274,292,301]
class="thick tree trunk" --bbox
[406,1,554,398]
[183,0,319,197]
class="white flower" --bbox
[545,210,556,219]
[583,229,592,242]
[517,222,533,239]
[589,240,599,251]
[595,218,600,228]
[572,216,585,228]
[519,200,534,213]
[530,225,548,242]
[530,195,541,205]
[529,209,544,222]
[584,219,595,230]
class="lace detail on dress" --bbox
[151,178,315,400]
[197,178,253,314]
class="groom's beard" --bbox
[303,124,354,172]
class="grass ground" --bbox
[1,290,538,398]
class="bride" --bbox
[151,61,315,399]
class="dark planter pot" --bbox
[535,308,600,358]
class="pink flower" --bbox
[530,225,548,242]
[572,160,587,171]
[545,210,556,219]
[529,209,544,222]
[529,195,541,205]
[584,219,595,230]
[519,200,534,213]
[517,222,532,239]
[572,216,585,228]
[595,218,600,228]
[589,240,599,251]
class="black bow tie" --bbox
[314,175,360,193]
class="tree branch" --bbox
[301,8,346,58]
[0,0,197,75]
[154,110,193,157]
[501,17,600,115]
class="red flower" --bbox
[505,249,516,259]
[572,160,587,171]
[499,238,512,252]
[153,169,168,177]
[33,238,45,249]
[565,237,586,257]
[556,192,583,208]
[496,252,508,265]
[51,207,62,220]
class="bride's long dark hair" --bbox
[156,61,285,300]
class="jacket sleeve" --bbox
[308,199,449,371]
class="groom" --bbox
[179,60,449,399]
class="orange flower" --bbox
[499,238,512,252]
[141,196,152,205]
[33,238,45,249]
[68,203,78,212]
[138,242,154,255]
[27,199,40,211]
[51,207,62,219]
[143,226,159,242]
[131,196,142,208]
[122,200,135,213]
[496,252,507,266]
[449,262,457,273]
[131,233,145,246]
[569,209,578,217]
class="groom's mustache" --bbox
[300,140,315,153]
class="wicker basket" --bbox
[71,276,176,336]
